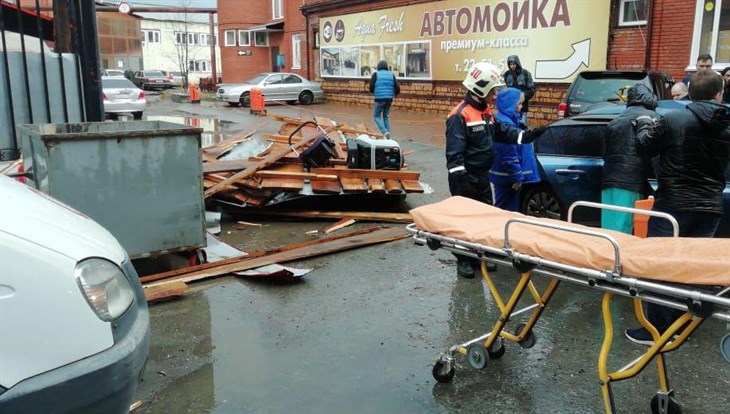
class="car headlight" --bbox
[74,258,135,321]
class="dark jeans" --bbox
[646,209,721,331]
[449,170,493,268]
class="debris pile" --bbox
[201,114,425,208]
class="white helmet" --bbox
[462,62,504,98]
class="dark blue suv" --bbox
[522,104,730,237]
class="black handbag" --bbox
[288,121,337,169]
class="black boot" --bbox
[456,257,475,278]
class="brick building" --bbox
[217,0,308,83]
[219,0,730,125]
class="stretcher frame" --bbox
[407,201,730,414]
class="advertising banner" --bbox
[319,0,610,83]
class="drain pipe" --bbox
[644,0,654,70]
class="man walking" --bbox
[503,55,535,124]
[626,70,730,345]
[368,60,400,138]
[446,62,544,278]
[601,83,658,234]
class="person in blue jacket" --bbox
[368,60,401,137]
[489,87,541,212]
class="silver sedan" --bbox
[216,72,324,107]
[102,77,146,119]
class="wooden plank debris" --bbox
[324,218,356,234]
[144,282,188,303]
[234,210,413,223]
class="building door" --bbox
[271,46,280,72]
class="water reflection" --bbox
[145,115,225,148]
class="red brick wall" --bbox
[607,0,695,80]
[217,0,308,83]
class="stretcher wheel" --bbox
[650,393,682,414]
[432,360,455,383]
[466,344,489,369]
[720,333,730,364]
[488,337,506,359]
[514,323,536,349]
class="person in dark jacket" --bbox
[124,67,134,80]
[601,83,658,234]
[503,55,535,124]
[626,70,730,345]
[489,87,541,212]
[446,62,545,278]
[721,66,730,103]
[368,60,400,137]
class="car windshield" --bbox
[145,71,164,77]
[103,78,137,89]
[171,72,183,76]
[572,76,652,104]
[245,74,268,84]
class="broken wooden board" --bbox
[204,129,322,198]
[310,179,343,194]
[144,282,188,303]
[400,180,424,193]
[324,218,356,234]
[384,179,403,194]
[309,167,420,181]
[235,210,413,223]
[140,227,383,284]
[145,227,407,288]
[203,130,256,158]
[203,159,255,174]
[260,178,304,191]
[340,176,369,193]
[368,179,385,193]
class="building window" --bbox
[272,0,283,19]
[691,0,730,65]
[618,0,648,27]
[141,29,160,44]
[189,60,211,72]
[238,30,251,46]
[292,34,302,69]
[313,29,319,49]
[254,31,269,47]
[224,30,236,46]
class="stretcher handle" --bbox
[567,201,679,238]
[287,121,329,156]
[504,217,622,276]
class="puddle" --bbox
[146,115,225,148]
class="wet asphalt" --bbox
[133,94,729,414]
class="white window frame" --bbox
[291,33,302,69]
[238,30,251,46]
[142,29,160,44]
[254,31,269,47]
[224,30,236,47]
[618,0,648,27]
[689,0,724,69]
[272,0,283,20]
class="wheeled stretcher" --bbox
[407,197,730,414]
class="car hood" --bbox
[0,176,126,263]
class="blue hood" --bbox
[495,87,522,126]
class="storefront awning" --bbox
[248,20,284,32]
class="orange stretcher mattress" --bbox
[410,197,730,286]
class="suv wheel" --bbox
[521,185,564,220]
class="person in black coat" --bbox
[601,83,658,234]
[721,66,730,103]
[626,70,730,345]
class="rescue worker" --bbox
[446,62,545,278]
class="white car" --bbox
[102,69,126,78]
[216,72,324,107]
[102,77,146,119]
[0,175,150,413]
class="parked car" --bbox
[102,69,125,78]
[557,70,674,119]
[216,72,324,107]
[102,77,146,119]
[160,70,184,88]
[521,103,730,237]
[0,174,150,412]
[132,70,171,90]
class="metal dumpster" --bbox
[17,121,206,259]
